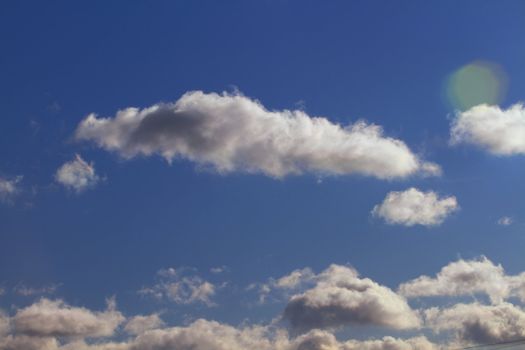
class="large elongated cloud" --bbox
[283,264,420,331]
[399,256,525,304]
[372,188,458,227]
[75,91,440,179]
[450,103,525,155]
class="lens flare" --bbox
[446,60,508,110]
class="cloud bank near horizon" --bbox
[3,257,525,349]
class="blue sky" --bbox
[2,1,525,349]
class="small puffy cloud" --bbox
[12,298,124,338]
[450,103,525,155]
[251,268,316,303]
[0,176,22,203]
[139,268,216,306]
[283,264,420,332]
[399,256,510,304]
[210,266,228,274]
[55,155,100,193]
[75,91,440,180]
[425,302,525,345]
[498,216,513,226]
[124,314,164,335]
[372,188,459,227]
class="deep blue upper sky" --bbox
[2,1,525,346]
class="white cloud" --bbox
[55,155,100,193]
[251,268,316,303]
[0,310,9,336]
[0,176,22,203]
[12,298,124,338]
[399,256,510,304]
[139,268,216,306]
[425,302,525,345]
[210,266,228,274]
[450,103,525,155]
[283,264,420,331]
[124,314,164,335]
[0,335,59,350]
[372,188,459,226]
[399,256,525,305]
[75,91,440,180]
[342,336,437,350]
[498,216,513,226]
[45,320,436,350]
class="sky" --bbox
[2,1,525,349]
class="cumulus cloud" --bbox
[75,91,440,180]
[399,256,525,304]
[450,103,525,155]
[139,268,216,306]
[124,314,164,335]
[372,188,459,226]
[0,176,22,203]
[0,335,59,350]
[0,310,9,336]
[283,264,420,331]
[55,155,100,193]
[425,302,525,345]
[33,319,436,350]
[12,298,124,338]
[342,336,437,350]
[498,216,513,226]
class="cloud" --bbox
[283,264,420,332]
[124,314,164,335]
[139,268,216,306]
[75,91,440,180]
[250,268,316,303]
[342,336,437,350]
[55,155,100,193]
[372,188,459,226]
[13,283,60,297]
[399,256,525,304]
[210,266,228,274]
[0,310,9,336]
[0,335,59,350]
[12,298,124,338]
[425,302,525,345]
[42,319,436,350]
[498,216,513,226]
[0,176,22,203]
[450,103,525,155]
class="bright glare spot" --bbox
[446,60,508,110]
